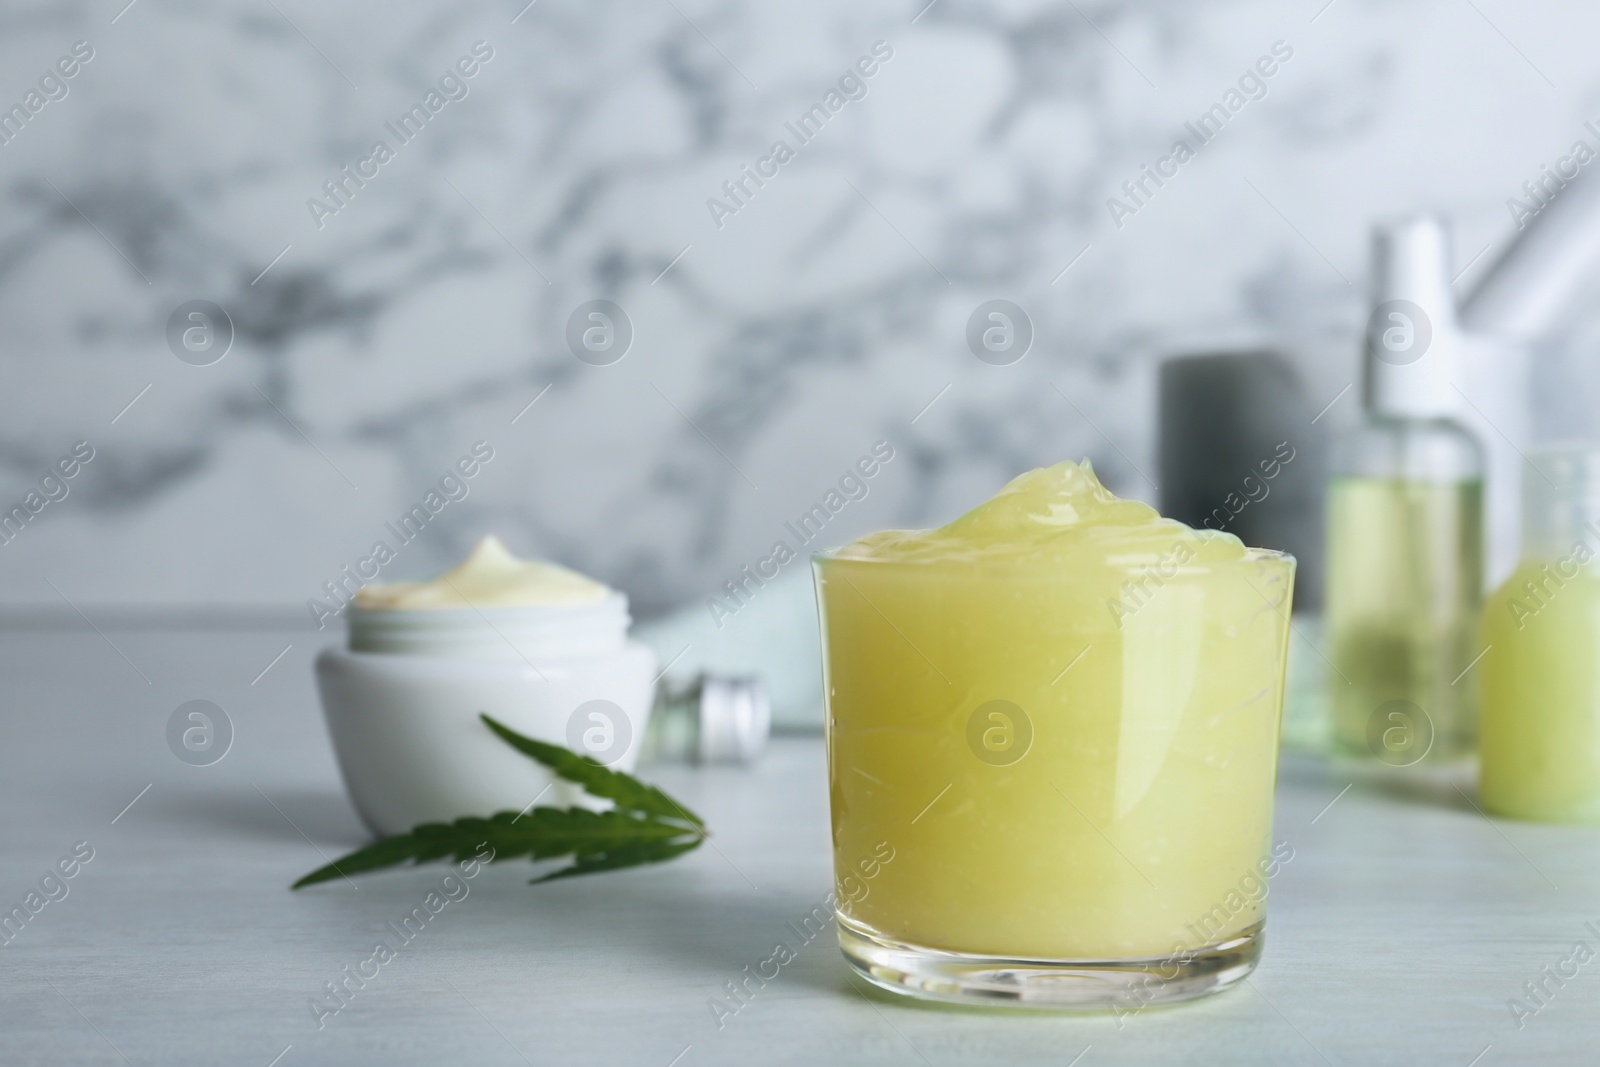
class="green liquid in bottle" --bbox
[1481,559,1600,821]
[1325,475,1483,762]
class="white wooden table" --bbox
[1,623,1594,1065]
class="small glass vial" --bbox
[1326,216,1485,765]
[640,674,770,765]
[1480,445,1600,821]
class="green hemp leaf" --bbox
[293,714,705,889]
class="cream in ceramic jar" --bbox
[315,537,657,836]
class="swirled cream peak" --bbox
[832,459,1249,564]
[354,536,610,611]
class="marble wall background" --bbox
[1,0,1597,617]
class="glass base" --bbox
[838,914,1263,1010]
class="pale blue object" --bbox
[632,565,824,732]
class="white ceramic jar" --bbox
[315,592,657,837]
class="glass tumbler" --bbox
[813,546,1295,1008]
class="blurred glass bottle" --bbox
[1326,216,1485,765]
[640,673,770,764]
[1480,446,1600,821]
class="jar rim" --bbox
[348,591,631,659]
[809,547,1295,573]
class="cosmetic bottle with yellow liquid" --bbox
[1481,446,1600,821]
[1325,217,1484,767]
[813,460,1294,1008]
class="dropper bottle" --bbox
[1325,216,1486,765]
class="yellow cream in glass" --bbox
[813,460,1294,1007]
